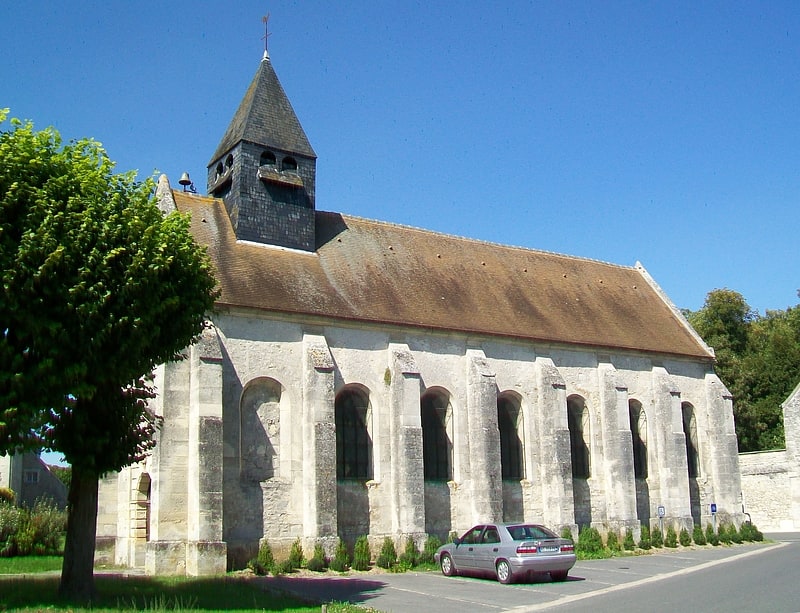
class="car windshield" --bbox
[506,525,559,540]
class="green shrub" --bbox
[605,530,620,552]
[576,526,604,557]
[272,559,294,575]
[560,526,574,541]
[679,527,692,547]
[706,523,719,546]
[0,489,15,505]
[718,523,732,545]
[287,538,304,569]
[692,524,706,545]
[638,525,651,550]
[306,544,327,572]
[420,534,441,565]
[729,523,743,544]
[650,526,663,548]
[27,499,66,554]
[329,538,350,572]
[247,558,267,575]
[375,537,397,569]
[398,537,419,568]
[352,535,371,571]
[740,521,763,542]
[257,539,274,571]
[664,525,678,548]
[623,528,636,551]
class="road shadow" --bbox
[256,574,388,605]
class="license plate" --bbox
[539,546,559,553]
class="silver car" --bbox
[434,523,576,584]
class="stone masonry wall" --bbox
[739,450,791,530]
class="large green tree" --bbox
[687,289,800,452]
[0,110,218,601]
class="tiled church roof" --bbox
[173,190,713,360]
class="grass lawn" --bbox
[0,555,63,574]
[0,567,375,612]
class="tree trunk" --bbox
[58,466,99,603]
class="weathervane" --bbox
[262,13,272,59]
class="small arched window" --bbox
[260,150,276,166]
[498,395,524,480]
[421,390,452,481]
[568,395,590,479]
[282,156,298,173]
[215,162,224,179]
[682,403,700,478]
[629,400,648,479]
[335,388,372,480]
[225,153,234,170]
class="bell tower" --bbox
[207,50,317,251]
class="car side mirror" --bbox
[452,537,461,547]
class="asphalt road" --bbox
[256,533,800,612]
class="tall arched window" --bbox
[498,395,524,480]
[421,390,452,481]
[629,400,648,479]
[336,388,372,480]
[568,396,590,478]
[682,402,700,478]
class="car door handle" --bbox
[493,548,499,552]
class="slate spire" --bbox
[207,54,317,251]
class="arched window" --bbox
[629,400,648,479]
[260,150,276,166]
[225,153,234,170]
[282,156,298,173]
[335,388,372,480]
[682,402,700,478]
[498,394,524,480]
[216,162,224,178]
[568,396,590,479]
[421,390,452,481]
[240,378,283,481]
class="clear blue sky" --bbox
[3,1,799,317]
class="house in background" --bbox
[0,452,68,509]
[96,48,744,576]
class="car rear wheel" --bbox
[440,553,456,577]
[496,559,513,584]
[550,570,568,582]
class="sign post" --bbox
[657,505,665,537]
[710,503,717,533]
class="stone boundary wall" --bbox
[739,450,793,530]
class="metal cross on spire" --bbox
[262,13,272,59]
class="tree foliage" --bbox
[687,289,800,451]
[0,110,218,600]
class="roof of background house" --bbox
[172,190,712,360]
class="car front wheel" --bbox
[496,559,513,584]
[440,553,456,577]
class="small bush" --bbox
[740,522,763,542]
[729,524,743,544]
[307,544,327,572]
[623,528,636,551]
[706,523,719,546]
[420,534,441,565]
[638,525,651,550]
[605,530,620,552]
[287,538,304,569]
[375,537,397,569]
[576,526,604,557]
[247,558,267,575]
[257,539,274,571]
[560,526,574,541]
[0,489,15,504]
[650,526,663,548]
[664,525,678,548]
[718,523,732,545]
[352,535,371,571]
[679,527,692,547]
[398,537,419,568]
[272,559,294,575]
[329,538,350,572]
[692,524,706,545]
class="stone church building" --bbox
[95,50,743,575]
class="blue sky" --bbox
[3,0,799,318]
